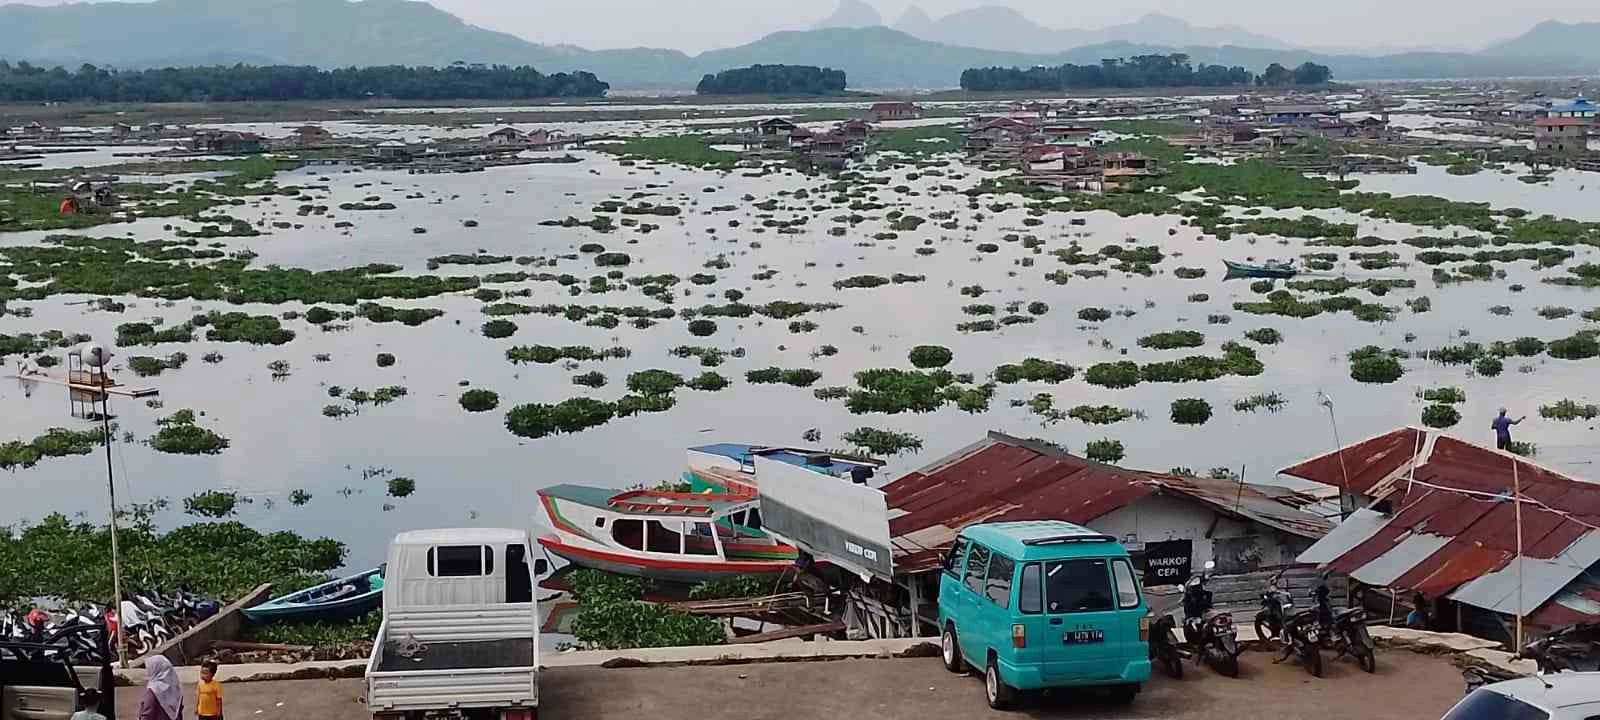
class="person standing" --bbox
[138,656,184,720]
[197,660,223,720]
[1491,408,1526,451]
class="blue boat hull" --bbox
[243,568,383,623]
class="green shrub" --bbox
[994,358,1075,384]
[505,398,615,438]
[1068,405,1135,425]
[842,427,922,455]
[1084,439,1125,463]
[387,477,416,498]
[1244,328,1282,344]
[1421,404,1461,429]
[459,389,499,412]
[1419,387,1466,404]
[1084,361,1142,389]
[1170,398,1213,425]
[481,319,517,338]
[1350,355,1404,383]
[1138,330,1204,350]
[1474,356,1503,376]
[1078,307,1112,322]
[573,371,607,387]
[908,345,954,368]
[626,369,684,396]
[1540,399,1600,421]
[686,372,730,391]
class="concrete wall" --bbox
[137,583,273,668]
[1088,494,1308,578]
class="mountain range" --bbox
[1,0,1597,90]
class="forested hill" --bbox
[0,64,610,102]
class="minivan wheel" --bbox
[941,624,966,674]
[985,660,1015,710]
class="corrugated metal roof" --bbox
[885,432,1331,573]
[1284,427,1600,624]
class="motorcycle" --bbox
[1254,571,1294,643]
[1279,608,1324,677]
[1148,613,1186,679]
[1181,560,1241,678]
[1316,581,1376,673]
[1516,622,1599,673]
[118,599,160,657]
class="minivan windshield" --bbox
[1440,689,1549,720]
[1044,559,1113,613]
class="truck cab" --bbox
[365,528,543,720]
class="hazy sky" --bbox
[9,0,1600,53]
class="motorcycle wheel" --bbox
[1301,644,1323,678]
[1162,646,1184,679]
[1217,652,1239,678]
[130,633,151,657]
[1357,648,1376,673]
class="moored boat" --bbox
[242,567,384,622]
[536,484,799,584]
[1223,259,1298,278]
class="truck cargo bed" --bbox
[376,637,535,673]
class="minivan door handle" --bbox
[1049,618,1063,625]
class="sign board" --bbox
[1142,539,1192,587]
[753,455,894,580]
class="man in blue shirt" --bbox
[1491,407,1525,450]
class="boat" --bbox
[536,484,800,584]
[241,567,384,622]
[1224,259,1299,279]
[684,443,883,497]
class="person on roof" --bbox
[1491,408,1525,451]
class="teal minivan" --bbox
[938,520,1151,710]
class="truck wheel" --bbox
[941,624,966,674]
[985,659,1016,710]
[1107,684,1138,705]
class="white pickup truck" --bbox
[365,528,545,720]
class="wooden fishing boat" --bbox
[242,567,383,622]
[536,484,799,584]
[1223,259,1298,279]
[684,443,882,497]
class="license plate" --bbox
[1063,629,1104,645]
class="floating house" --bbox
[869,102,922,122]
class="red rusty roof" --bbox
[1291,428,1600,625]
[1535,117,1591,128]
[886,432,1330,573]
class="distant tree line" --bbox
[696,64,846,96]
[0,62,609,102]
[959,54,1332,91]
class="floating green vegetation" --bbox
[115,322,192,347]
[787,320,818,333]
[1233,289,1394,322]
[1348,347,1405,384]
[1406,296,1432,313]
[842,427,922,456]
[203,312,295,345]
[993,358,1076,384]
[1084,439,1125,464]
[686,372,730,391]
[481,319,518,339]
[565,569,724,650]
[359,303,444,326]
[1170,398,1212,425]
[506,345,631,364]
[1419,387,1467,404]
[1421,404,1461,429]
[1078,307,1112,322]
[149,409,230,455]
[1173,267,1206,279]
[1051,244,1165,275]
[962,304,996,316]
[572,371,608,388]
[599,135,741,169]
[843,368,992,415]
[1538,306,1575,320]
[626,370,684,396]
[1243,328,1282,345]
[1084,361,1142,389]
[870,125,964,156]
[242,609,381,647]
[1137,344,1264,383]
[1286,278,1415,295]
[812,386,848,401]
[908,345,953,369]
[1138,330,1204,350]
[687,319,719,337]
[127,352,188,377]
[387,477,416,498]
[746,367,822,387]
[289,489,312,506]
[0,427,106,471]
[459,389,500,412]
[1068,405,1137,425]
[671,345,729,367]
[1234,392,1287,413]
[184,490,245,518]
[0,235,478,305]
[1549,331,1600,360]
[1540,399,1600,421]
[505,398,616,439]
[1475,356,1504,377]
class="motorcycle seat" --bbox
[1335,607,1365,622]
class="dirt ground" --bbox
[115,648,1468,720]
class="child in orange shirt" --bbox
[197,660,224,720]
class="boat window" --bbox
[683,522,718,556]
[746,508,763,530]
[1018,563,1042,614]
[984,553,1014,609]
[1111,559,1142,609]
[646,520,683,554]
[1044,559,1113,614]
[593,517,606,528]
[942,537,969,577]
[428,545,485,577]
[729,510,746,527]
[611,518,644,551]
[963,543,991,595]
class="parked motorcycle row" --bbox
[1149,563,1376,681]
[1461,622,1598,693]
[1,587,220,662]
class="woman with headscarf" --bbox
[140,656,185,720]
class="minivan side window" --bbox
[943,537,969,576]
[984,553,1015,609]
[964,544,991,595]
[1018,563,1042,614]
[1111,559,1141,609]
[1044,559,1114,613]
